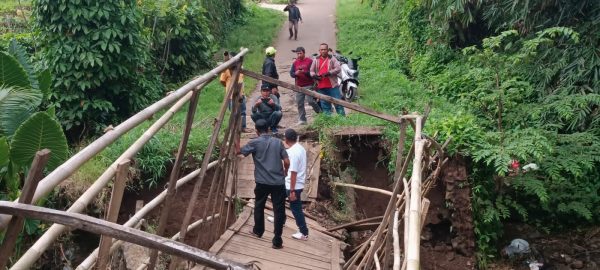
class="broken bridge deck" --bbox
[195,205,344,270]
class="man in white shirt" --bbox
[284,128,309,240]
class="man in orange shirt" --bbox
[220,51,249,132]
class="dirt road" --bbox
[244,0,338,134]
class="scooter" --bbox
[332,50,361,101]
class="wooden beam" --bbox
[241,69,402,124]
[0,202,251,270]
[97,160,130,270]
[0,149,51,269]
[332,182,402,199]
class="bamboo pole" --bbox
[402,177,410,265]
[0,202,250,270]
[97,160,130,270]
[407,118,424,270]
[0,50,248,230]
[332,182,403,199]
[327,216,383,232]
[393,209,401,270]
[75,161,219,270]
[241,69,402,124]
[147,86,202,270]
[384,118,407,269]
[169,59,244,270]
[0,149,51,269]
[11,81,212,270]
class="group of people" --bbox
[236,123,309,249]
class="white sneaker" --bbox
[292,232,308,240]
[267,216,274,223]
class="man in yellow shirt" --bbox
[220,51,249,132]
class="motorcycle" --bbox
[332,50,361,101]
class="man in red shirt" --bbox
[309,43,346,116]
[290,46,321,125]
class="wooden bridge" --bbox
[0,48,448,270]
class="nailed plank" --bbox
[331,240,341,270]
[227,237,331,262]
[217,250,316,270]
[222,244,330,269]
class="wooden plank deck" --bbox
[195,205,344,270]
[229,139,321,202]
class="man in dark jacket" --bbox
[262,46,280,99]
[252,85,282,133]
[236,119,289,249]
[283,1,302,40]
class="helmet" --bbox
[265,46,277,56]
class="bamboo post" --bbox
[12,81,212,270]
[0,202,250,270]
[0,149,51,269]
[407,117,424,270]
[76,161,219,270]
[170,58,244,269]
[402,177,410,264]
[384,118,407,269]
[393,209,400,270]
[147,85,202,270]
[0,50,248,230]
[97,160,130,270]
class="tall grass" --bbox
[71,4,285,189]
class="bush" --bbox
[33,0,164,137]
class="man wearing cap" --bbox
[283,1,302,40]
[290,46,321,125]
[262,46,280,99]
[236,119,290,249]
[252,85,282,133]
[310,43,346,116]
[283,128,309,240]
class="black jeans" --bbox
[254,182,287,247]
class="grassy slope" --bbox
[72,4,284,188]
[322,0,460,169]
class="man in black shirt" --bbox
[284,1,302,40]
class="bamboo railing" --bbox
[1,49,251,270]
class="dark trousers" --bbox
[254,182,287,247]
[286,189,308,235]
[251,111,282,130]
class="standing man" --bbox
[262,46,280,99]
[219,51,249,133]
[290,46,321,125]
[284,128,309,240]
[310,43,346,116]
[252,85,282,133]
[283,1,302,40]
[236,119,290,249]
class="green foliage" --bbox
[33,0,164,135]
[0,42,67,203]
[9,112,68,169]
[142,0,216,82]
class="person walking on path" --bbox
[262,46,280,99]
[219,51,250,133]
[290,46,321,125]
[283,1,302,40]
[283,128,309,240]
[236,119,290,249]
[251,85,283,133]
[310,43,346,116]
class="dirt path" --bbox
[244,0,338,135]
